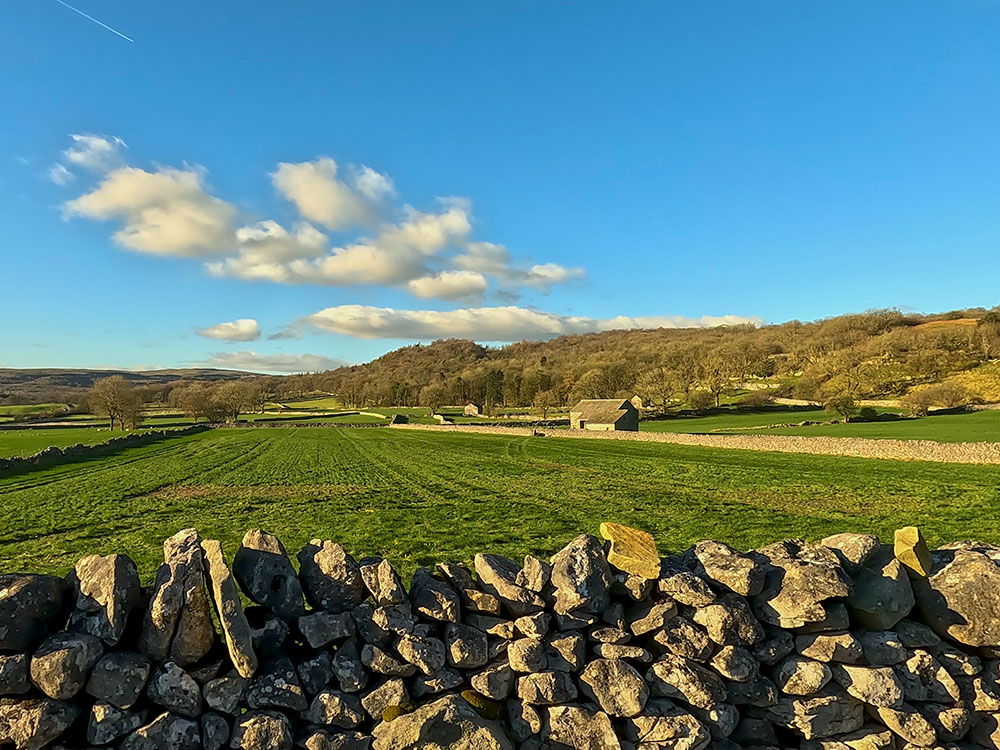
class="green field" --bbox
[0,427,139,458]
[741,409,1000,442]
[2,427,1000,579]
[641,407,835,433]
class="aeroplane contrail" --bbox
[55,0,134,43]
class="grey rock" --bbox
[30,630,103,700]
[296,650,335,696]
[371,693,512,749]
[233,529,306,620]
[299,611,355,649]
[359,558,406,606]
[0,654,29,696]
[86,651,150,709]
[517,670,578,705]
[87,701,146,745]
[146,661,201,717]
[69,553,140,646]
[774,655,832,695]
[139,528,216,666]
[831,663,904,707]
[694,540,764,596]
[470,659,515,699]
[0,574,72,652]
[795,631,864,663]
[203,671,248,715]
[709,645,758,682]
[580,657,649,717]
[628,598,677,636]
[508,637,546,673]
[305,689,365,728]
[545,631,585,672]
[894,649,961,703]
[201,539,258,678]
[395,633,446,675]
[549,533,614,615]
[411,667,463,698]
[409,568,460,622]
[857,630,906,665]
[764,687,864,740]
[820,533,880,573]
[201,712,230,750]
[545,704,621,750]
[444,623,489,669]
[230,710,292,749]
[332,640,368,693]
[623,698,710,748]
[0,696,82,750]
[646,653,728,710]
[692,592,764,646]
[752,540,851,629]
[846,546,914,630]
[298,540,366,613]
[360,678,408,719]
[873,703,937,747]
[653,616,714,661]
[244,656,307,711]
[119,711,201,750]
[474,554,544,616]
[361,644,416,677]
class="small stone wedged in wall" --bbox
[6,524,1000,748]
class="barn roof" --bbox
[570,398,632,424]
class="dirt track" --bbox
[391,423,1000,465]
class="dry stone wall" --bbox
[4,523,1000,749]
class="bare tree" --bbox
[87,376,143,430]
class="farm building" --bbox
[464,403,482,417]
[569,398,640,431]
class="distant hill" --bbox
[0,368,251,404]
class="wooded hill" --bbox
[304,307,1000,410]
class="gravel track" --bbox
[391,423,1000,464]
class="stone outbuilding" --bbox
[463,403,482,417]
[569,398,640,431]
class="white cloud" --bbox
[272,158,386,230]
[354,165,395,201]
[203,351,348,373]
[406,271,488,301]
[298,304,763,341]
[48,164,74,186]
[63,134,127,172]
[65,166,236,256]
[209,204,472,287]
[196,318,261,342]
[454,242,584,292]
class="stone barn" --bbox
[463,403,482,417]
[570,398,640,431]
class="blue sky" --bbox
[2,1,999,373]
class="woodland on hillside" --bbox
[303,307,1000,413]
[4,308,1000,418]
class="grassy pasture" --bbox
[2,427,1000,579]
[0,427,139,457]
[741,409,1000,442]
[641,407,835,433]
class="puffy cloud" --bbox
[63,134,127,172]
[354,165,395,201]
[406,271,488,301]
[196,318,261,342]
[272,158,389,230]
[48,164,74,186]
[209,204,472,287]
[66,166,237,256]
[454,242,584,292]
[203,350,348,373]
[297,304,762,341]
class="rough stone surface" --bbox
[202,539,258,678]
[68,553,140,646]
[139,528,216,666]
[233,529,306,620]
[371,694,512,749]
[4,526,1000,749]
[0,574,72,652]
[298,539,367,613]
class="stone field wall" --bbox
[4,523,1000,749]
